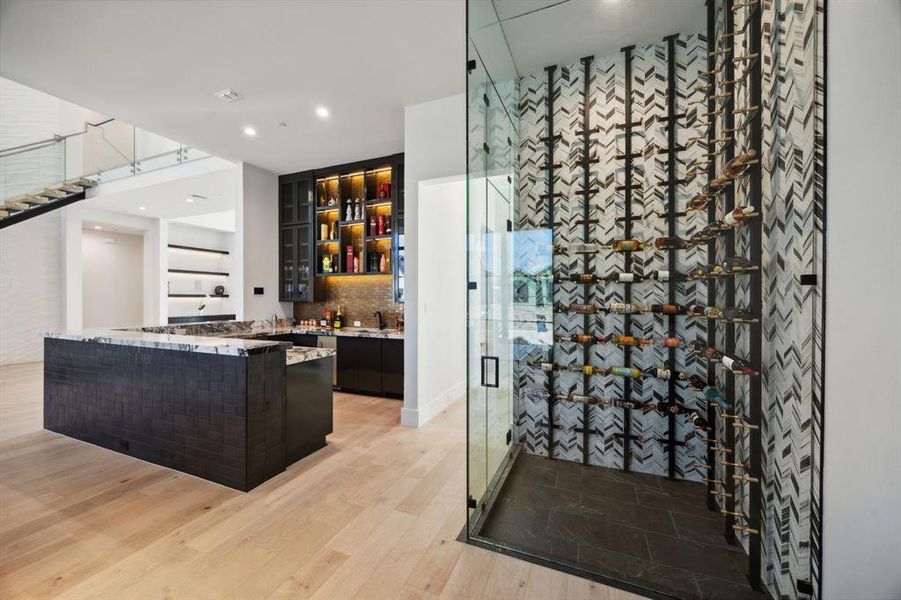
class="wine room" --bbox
[465,1,824,599]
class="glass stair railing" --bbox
[0,118,210,228]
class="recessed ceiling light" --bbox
[243,126,257,136]
[138,206,147,211]
[315,106,329,119]
[93,225,102,230]
[185,197,194,203]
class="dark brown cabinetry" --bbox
[336,337,403,398]
[265,333,318,348]
[278,171,321,302]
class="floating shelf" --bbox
[366,234,392,241]
[316,239,340,245]
[316,206,340,212]
[167,244,229,255]
[168,294,230,298]
[340,220,365,226]
[315,271,392,278]
[168,269,230,276]
[366,199,392,208]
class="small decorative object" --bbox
[353,256,360,273]
[328,196,336,206]
[379,253,387,273]
[377,214,386,236]
[377,183,391,200]
[370,215,377,236]
[322,254,331,273]
[354,198,362,220]
[345,200,352,221]
[214,285,225,296]
[346,245,354,273]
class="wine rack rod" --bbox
[665,33,679,480]
[545,64,557,459]
[722,0,738,546]
[621,44,636,473]
[580,54,594,466]
[705,0,720,513]
[746,0,764,588]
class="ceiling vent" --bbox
[213,88,242,103]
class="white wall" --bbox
[0,211,64,364]
[415,177,467,425]
[167,222,234,320]
[823,2,901,599]
[237,162,290,321]
[401,93,466,427]
[81,229,144,328]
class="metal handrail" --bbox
[0,118,115,158]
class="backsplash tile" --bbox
[293,275,402,328]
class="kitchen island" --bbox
[42,326,336,491]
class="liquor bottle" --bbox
[334,305,344,329]
[649,303,687,315]
[609,335,651,347]
[607,303,644,315]
[346,245,354,273]
[721,256,755,272]
[378,214,386,235]
[611,239,648,252]
[609,366,642,378]
[555,333,598,345]
[655,237,691,250]
[723,205,756,226]
[688,411,710,429]
[380,253,388,273]
[369,215,377,236]
[723,149,757,178]
[721,354,758,375]
[720,307,753,321]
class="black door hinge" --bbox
[468,281,477,290]
[483,142,490,154]
[506,428,512,445]
[467,59,476,73]
[796,580,813,595]
[507,219,513,232]
[800,274,817,286]
[483,93,489,106]
[467,496,477,509]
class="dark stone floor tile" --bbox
[515,453,560,474]
[486,496,549,531]
[554,469,641,504]
[636,487,721,521]
[578,543,702,599]
[694,574,766,600]
[673,512,747,551]
[480,517,580,564]
[502,480,580,512]
[577,491,679,536]
[656,476,710,499]
[583,464,664,490]
[547,508,650,559]
[511,463,557,488]
[646,532,748,584]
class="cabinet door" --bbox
[381,339,404,397]
[292,334,317,348]
[355,338,383,395]
[336,337,358,390]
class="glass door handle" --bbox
[481,355,499,388]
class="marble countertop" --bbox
[286,346,336,366]
[43,329,287,357]
[43,320,401,359]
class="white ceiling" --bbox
[0,0,465,175]
[84,166,237,223]
[473,0,706,77]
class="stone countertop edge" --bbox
[235,326,404,340]
[42,330,289,357]
[286,346,336,366]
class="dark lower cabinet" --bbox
[336,337,403,398]
[381,339,404,396]
[266,333,318,347]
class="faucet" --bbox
[375,311,385,330]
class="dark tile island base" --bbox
[44,337,333,491]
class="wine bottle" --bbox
[688,341,723,362]
[528,361,557,372]
[721,256,755,272]
[609,335,652,347]
[568,364,603,375]
[688,411,710,429]
[722,205,756,226]
[611,239,648,252]
[609,366,642,378]
[687,374,708,390]
[607,303,644,315]
[686,192,709,211]
[657,400,686,415]
[555,333,599,345]
[687,265,712,280]
[723,149,757,178]
[552,243,602,254]
[655,237,692,250]
[706,174,732,194]
[648,270,680,282]
[720,307,753,321]
[649,303,687,315]
[644,367,688,380]
[554,303,599,314]
[721,354,758,375]
[334,305,344,329]
[555,273,602,284]
[687,304,722,318]
[606,272,642,283]
[703,385,730,410]
[662,337,684,348]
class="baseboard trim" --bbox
[401,380,465,428]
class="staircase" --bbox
[0,177,98,229]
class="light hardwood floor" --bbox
[0,361,643,600]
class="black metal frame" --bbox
[544,65,558,458]
[0,191,86,230]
